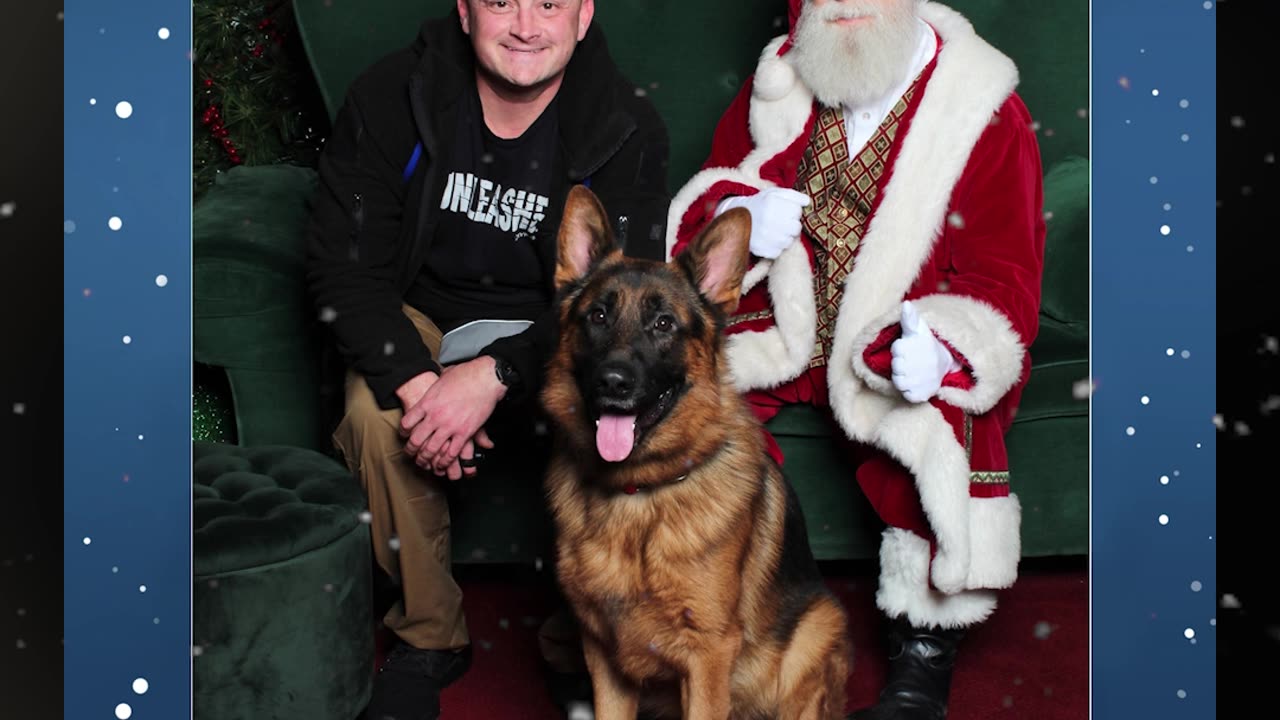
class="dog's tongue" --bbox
[596,415,637,462]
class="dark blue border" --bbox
[1092,1,1216,716]
[64,2,192,718]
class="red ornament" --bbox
[203,78,214,87]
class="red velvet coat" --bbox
[668,3,1045,622]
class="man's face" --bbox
[458,0,594,94]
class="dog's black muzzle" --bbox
[593,360,644,411]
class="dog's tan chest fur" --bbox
[555,494,751,683]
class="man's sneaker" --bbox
[363,642,473,720]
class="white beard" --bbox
[788,0,922,108]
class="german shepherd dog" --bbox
[541,185,853,719]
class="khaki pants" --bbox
[332,303,584,669]
[332,304,469,650]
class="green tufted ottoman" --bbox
[193,440,374,720]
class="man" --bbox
[668,1,1045,718]
[305,1,670,718]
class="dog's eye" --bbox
[653,315,676,333]
[589,308,607,325]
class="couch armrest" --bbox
[1037,155,1089,328]
[193,163,325,450]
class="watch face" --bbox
[496,359,516,386]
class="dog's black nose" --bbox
[596,364,637,400]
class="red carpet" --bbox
[377,558,1088,719]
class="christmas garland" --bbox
[193,0,328,199]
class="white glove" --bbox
[891,300,962,404]
[717,187,811,259]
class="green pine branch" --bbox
[193,0,328,200]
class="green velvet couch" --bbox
[194,0,1088,566]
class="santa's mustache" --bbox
[811,2,881,23]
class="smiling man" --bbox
[670,1,1047,718]
[305,1,670,718]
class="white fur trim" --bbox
[753,55,796,102]
[846,294,1027,414]
[848,304,906,398]
[723,240,816,391]
[915,294,1027,414]
[876,528,998,629]
[664,34,814,260]
[740,259,771,294]
[873,403,972,593]
[966,494,1021,588]
[666,167,758,261]
[751,36,816,152]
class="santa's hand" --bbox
[891,301,962,403]
[718,187,811,259]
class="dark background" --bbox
[1216,0,1279,707]
[0,1,65,715]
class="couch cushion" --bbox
[193,441,366,576]
[192,440,374,720]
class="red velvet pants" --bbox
[747,366,936,544]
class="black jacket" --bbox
[306,12,671,410]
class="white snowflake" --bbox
[1071,378,1095,399]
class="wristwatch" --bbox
[493,356,521,391]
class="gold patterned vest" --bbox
[794,75,924,368]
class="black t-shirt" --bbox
[406,88,558,334]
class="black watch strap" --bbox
[493,356,520,390]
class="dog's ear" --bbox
[677,207,751,315]
[555,185,619,290]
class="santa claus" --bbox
[668,1,1047,717]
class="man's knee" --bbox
[334,381,405,465]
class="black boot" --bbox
[848,615,965,720]
[362,641,473,720]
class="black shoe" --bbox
[848,615,965,720]
[363,642,473,720]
